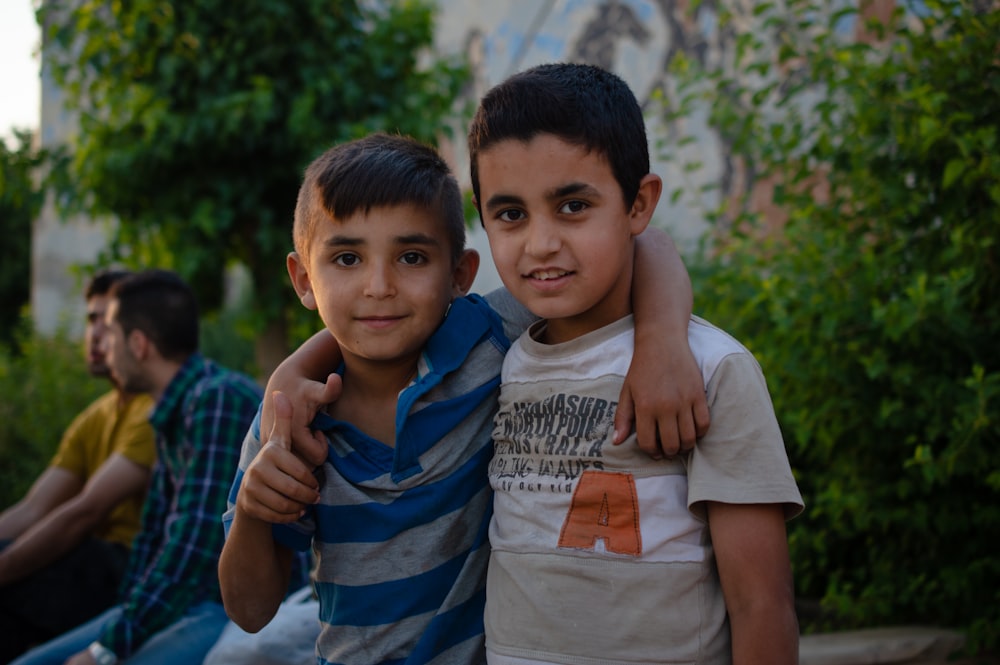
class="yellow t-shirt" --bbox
[49,390,157,548]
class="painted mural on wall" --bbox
[435,0,748,248]
[435,0,884,249]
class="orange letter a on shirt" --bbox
[558,470,641,556]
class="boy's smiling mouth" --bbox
[357,315,405,329]
[526,268,573,281]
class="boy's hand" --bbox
[239,392,322,523]
[261,373,341,468]
[615,344,710,458]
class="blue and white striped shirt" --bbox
[228,292,533,665]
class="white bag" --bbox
[203,585,320,665]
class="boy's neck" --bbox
[326,354,420,447]
[538,310,633,345]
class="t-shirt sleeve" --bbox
[686,352,804,521]
[484,287,538,343]
[49,409,93,474]
[49,393,110,474]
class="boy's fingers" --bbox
[612,389,636,445]
[291,429,328,468]
[633,413,665,460]
[268,391,294,451]
[694,397,711,439]
[240,485,303,522]
[317,373,343,405]
[654,418,681,459]
[675,410,699,453]
[240,448,319,520]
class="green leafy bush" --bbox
[0,130,46,349]
[661,0,999,651]
[0,319,106,510]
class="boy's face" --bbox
[289,203,478,368]
[478,134,654,343]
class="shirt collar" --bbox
[149,352,207,431]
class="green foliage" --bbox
[662,0,999,651]
[41,0,468,363]
[0,318,106,510]
[0,130,46,349]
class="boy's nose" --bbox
[363,263,397,298]
[524,218,561,258]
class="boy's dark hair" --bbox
[85,268,132,299]
[110,269,199,362]
[294,133,466,263]
[468,63,649,210]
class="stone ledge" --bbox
[800,627,966,665]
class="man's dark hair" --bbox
[294,133,466,263]
[85,268,132,299]
[110,269,198,361]
[468,63,650,210]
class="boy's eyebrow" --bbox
[483,193,525,212]
[551,182,599,199]
[324,235,363,247]
[394,233,441,247]
[322,233,441,247]
[484,182,600,212]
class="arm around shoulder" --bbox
[619,226,711,457]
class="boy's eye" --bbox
[498,209,526,223]
[334,253,360,267]
[399,251,426,266]
[558,200,588,214]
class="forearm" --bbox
[729,601,799,665]
[0,467,81,540]
[0,499,100,585]
[219,510,293,632]
[267,329,342,388]
[0,502,37,541]
[710,502,799,665]
[632,227,693,337]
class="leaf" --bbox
[942,158,966,189]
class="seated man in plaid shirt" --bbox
[12,269,267,665]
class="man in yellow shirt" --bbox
[0,269,157,662]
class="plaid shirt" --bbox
[99,353,262,658]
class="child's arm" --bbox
[261,331,343,466]
[708,502,799,665]
[618,227,711,458]
[219,393,312,632]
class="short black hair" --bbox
[109,269,198,362]
[85,268,132,299]
[294,133,466,263]
[468,63,649,210]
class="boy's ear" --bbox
[287,252,318,311]
[628,174,663,236]
[451,249,480,298]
